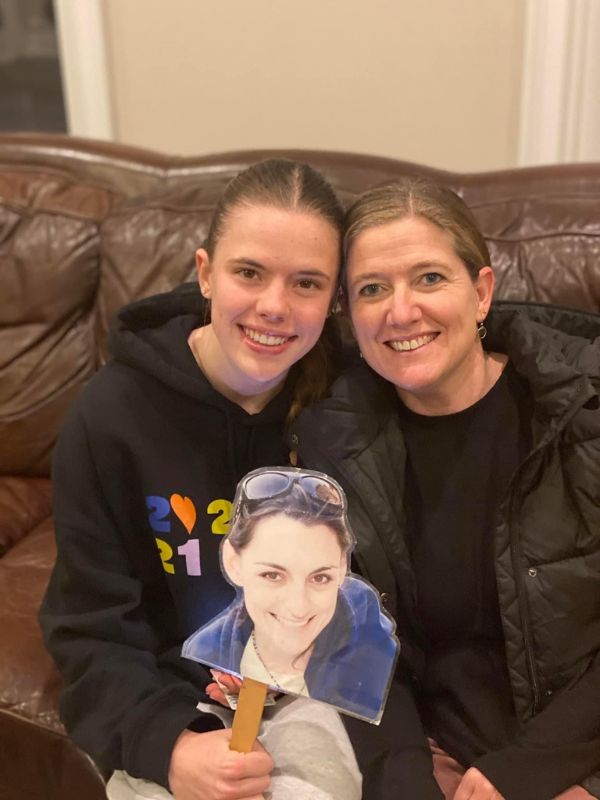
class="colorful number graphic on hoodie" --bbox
[146,494,233,576]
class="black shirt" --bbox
[398,362,533,764]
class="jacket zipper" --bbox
[507,480,541,715]
[505,382,597,717]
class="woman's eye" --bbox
[358,283,382,297]
[311,573,333,585]
[422,272,443,286]
[260,571,283,582]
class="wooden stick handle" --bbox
[229,677,268,753]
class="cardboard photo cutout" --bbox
[182,467,399,723]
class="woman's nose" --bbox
[283,583,310,618]
[386,287,422,327]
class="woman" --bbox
[39,159,357,800]
[292,178,600,800]
[183,467,398,722]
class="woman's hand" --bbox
[453,767,505,800]
[168,727,273,800]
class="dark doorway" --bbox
[0,0,67,132]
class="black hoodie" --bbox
[40,284,296,788]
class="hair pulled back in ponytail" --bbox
[205,159,345,422]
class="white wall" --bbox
[100,0,525,171]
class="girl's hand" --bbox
[169,727,272,800]
[206,670,243,707]
[454,767,505,800]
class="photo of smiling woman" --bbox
[183,467,399,722]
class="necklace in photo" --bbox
[251,631,307,695]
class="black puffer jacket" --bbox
[291,302,600,798]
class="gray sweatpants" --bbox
[106,696,362,800]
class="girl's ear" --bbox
[195,248,212,299]
[222,539,242,587]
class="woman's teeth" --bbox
[389,334,436,352]
[244,327,289,346]
[273,614,311,627]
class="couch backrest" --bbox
[1,134,599,477]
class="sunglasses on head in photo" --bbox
[238,467,345,512]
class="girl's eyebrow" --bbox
[230,258,333,281]
[230,257,265,269]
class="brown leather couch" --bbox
[1,133,599,800]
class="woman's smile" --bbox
[270,612,314,627]
[386,333,438,352]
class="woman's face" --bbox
[195,204,340,399]
[346,215,494,412]
[224,514,347,663]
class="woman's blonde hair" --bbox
[344,177,490,282]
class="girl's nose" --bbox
[255,282,288,321]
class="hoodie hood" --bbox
[108,282,295,425]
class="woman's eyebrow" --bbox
[255,561,287,570]
[254,562,337,573]
[309,565,337,574]
[352,261,448,283]
[350,270,386,284]
[409,259,449,271]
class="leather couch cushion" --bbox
[471,195,600,311]
[97,183,223,358]
[0,168,116,477]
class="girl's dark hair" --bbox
[344,177,490,282]
[228,483,353,556]
[205,159,345,422]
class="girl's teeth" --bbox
[389,334,436,352]
[245,328,288,346]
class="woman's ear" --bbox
[222,539,242,587]
[195,248,212,299]
[475,266,495,320]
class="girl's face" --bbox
[195,204,340,400]
[346,215,494,413]
[224,514,347,664]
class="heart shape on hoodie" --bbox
[170,494,196,535]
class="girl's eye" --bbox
[237,268,259,280]
[422,272,443,286]
[296,278,320,291]
[358,283,383,297]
